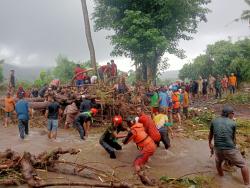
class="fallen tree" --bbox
[0,148,135,187]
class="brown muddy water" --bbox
[0,125,249,188]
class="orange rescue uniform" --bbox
[124,123,156,168]
[138,114,161,142]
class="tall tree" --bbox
[81,0,98,76]
[94,0,210,82]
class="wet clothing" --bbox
[123,123,156,168]
[15,99,29,121]
[74,112,92,139]
[80,99,92,113]
[153,114,171,149]
[215,149,246,168]
[47,102,60,120]
[18,120,29,139]
[138,114,161,142]
[48,119,58,132]
[100,124,126,158]
[210,117,236,150]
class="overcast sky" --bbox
[0,0,249,72]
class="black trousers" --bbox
[157,127,170,150]
[99,137,122,155]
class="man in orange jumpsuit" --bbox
[123,116,156,173]
[136,106,161,143]
[228,73,237,94]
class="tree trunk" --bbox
[81,0,98,76]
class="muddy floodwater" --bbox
[0,125,249,188]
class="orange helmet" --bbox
[113,115,123,126]
[90,108,98,116]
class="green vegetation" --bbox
[179,38,250,82]
[223,92,250,105]
[160,175,215,188]
[94,0,210,82]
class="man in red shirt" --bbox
[74,64,85,87]
[136,106,161,143]
[111,60,117,77]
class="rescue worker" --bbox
[74,108,98,140]
[123,116,156,174]
[136,106,161,143]
[99,115,128,159]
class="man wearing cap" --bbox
[99,115,128,159]
[209,106,249,185]
[15,93,32,139]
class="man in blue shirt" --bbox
[15,93,32,139]
[158,87,168,114]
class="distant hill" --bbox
[2,63,48,82]
[159,70,179,80]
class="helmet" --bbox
[113,115,123,125]
[222,106,234,116]
[90,108,98,115]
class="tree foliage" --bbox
[53,55,76,83]
[93,0,210,81]
[179,38,250,82]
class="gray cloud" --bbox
[0,0,249,71]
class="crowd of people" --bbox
[187,73,238,100]
[2,67,249,185]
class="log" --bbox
[36,181,133,188]
[20,152,42,187]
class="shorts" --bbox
[172,108,180,114]
[215,149,246,168]
[48,119,58,132]
[76,80,83,87]
[5,112,12,117]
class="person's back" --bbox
[16,99,29,120]
[47,101,60,120]
[211,116,236,150]
[80,99,92,113]
[139,114,161,142]
[159,91,167,107]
